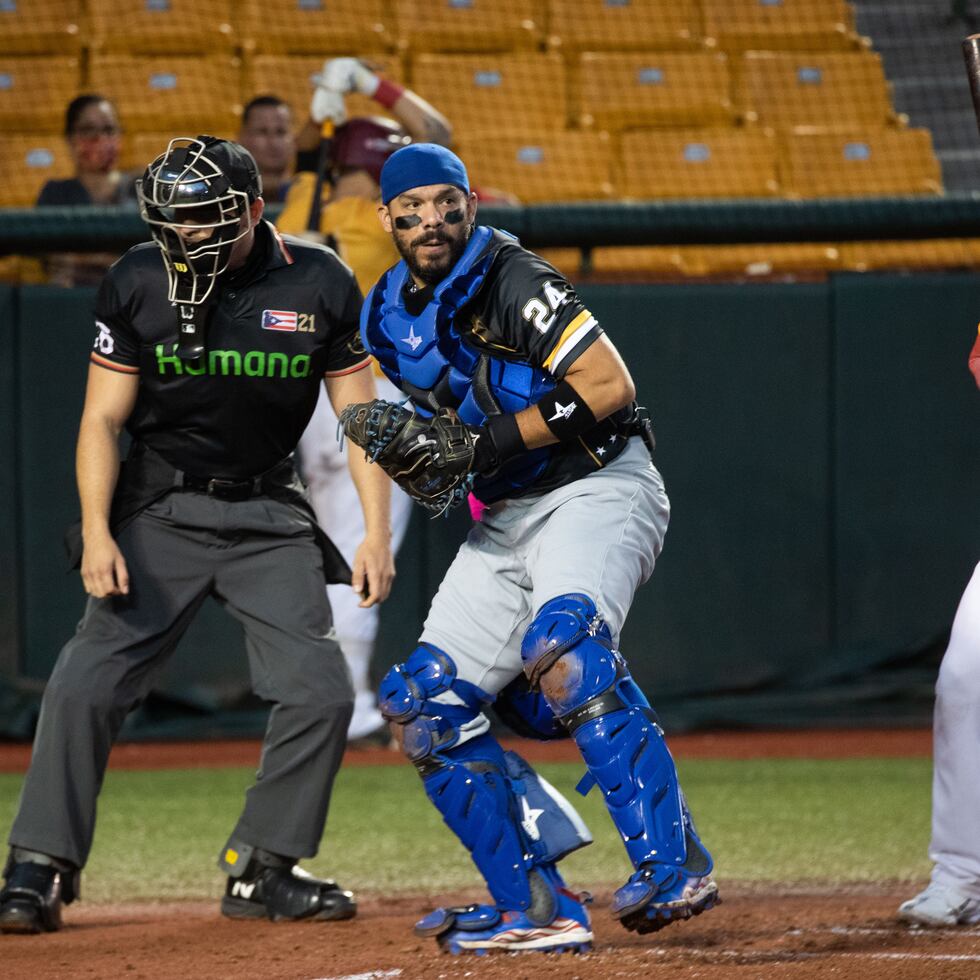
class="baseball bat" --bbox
[962,35,980,136]
[306,119,335,233]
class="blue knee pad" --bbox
[492,674,568,742]
[379,644,591,916]
[522,594,711,876]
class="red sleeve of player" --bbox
[970,326,980,389]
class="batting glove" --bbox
[314,57,380,98]
[309,84,346,126]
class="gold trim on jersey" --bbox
[543,309,595,372]
[468,314,520,353]
[577,434,603,467]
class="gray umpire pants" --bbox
[8,491,354,869]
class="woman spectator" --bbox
[36,94,134,286]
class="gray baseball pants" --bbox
[421,438,670,695]
[8,491,354,869]
[929,560,980,898]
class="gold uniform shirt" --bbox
[277,172,398,296]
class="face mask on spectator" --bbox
[74,132,121,173]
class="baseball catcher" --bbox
[348,143,718,957]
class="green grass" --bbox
[0,757,933,903]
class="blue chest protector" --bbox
[360,226,556,501]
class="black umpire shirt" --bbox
[91,221,370,480]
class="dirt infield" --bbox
[2,730,944,978]
[0,726,934,773]
[4,888,977,980]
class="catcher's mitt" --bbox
[338,400,478,512]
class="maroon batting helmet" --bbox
[331,116,411,185]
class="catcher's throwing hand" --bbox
[339,400,485,513]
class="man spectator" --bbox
[238,95,296,203]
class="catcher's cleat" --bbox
[611,864,720,935]
[415,888,593,955]
[898,883,980,927]
[0,859,79,935]
[221,862,356,923]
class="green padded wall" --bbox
[0,287,19,674]
[15,288,93,678]
[5,276,978,731]
[833,274,980,654]
[578,283,833,701]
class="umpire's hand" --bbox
[351,532,394,608]
[81,530,130,598]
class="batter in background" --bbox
[277,58,451,743]
[352,143,719,954]
[898,329,980,927]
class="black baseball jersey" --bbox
[403,235,602,380]
[91,221,369,479]
[387,230,634,499]
[459,235,639,494]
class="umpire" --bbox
[0,136,394,933]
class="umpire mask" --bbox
[137,136,261,359]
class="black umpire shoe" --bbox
[221,859,356,923]
[0,859,79,934]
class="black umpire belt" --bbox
[177,456,297,501]
[65,444,352,585]
[180,473,266,501]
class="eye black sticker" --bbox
[395,214,422,229]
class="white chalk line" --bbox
[311,928,980,974]
[786,925,980,938]
[310,970,403,980]
[647,947,980,964]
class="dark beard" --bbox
[396,224,472,286]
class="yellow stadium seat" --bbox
[0,56,80,133]
[86,0,234,54]
[702,0,858,53]
[839,240,980,272]
[619,129,779,199]
[244,55,403,131]
[120,132,235,174]
[535,248,583,277]
[547,0,701,51]
[0,0,81,54]
[0,134,72,207]
[394,0,540,53]
[739,52,895,131]
[411,53,567,141]
[681,243,842,277]
[237,0,390,55]
[88,55,242,135]
[589,246,685,279]
[591,243,840,279]
[782,129,942,198]
[458,132,612,203]
[577,53,733,130]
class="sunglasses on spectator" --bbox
[72,125,121,138]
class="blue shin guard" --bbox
[522,594,719,933]
[379,644,593,951]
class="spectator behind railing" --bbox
[36,94,136,287]
[237,95,296,204]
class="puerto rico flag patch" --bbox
[262,309,298,332]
